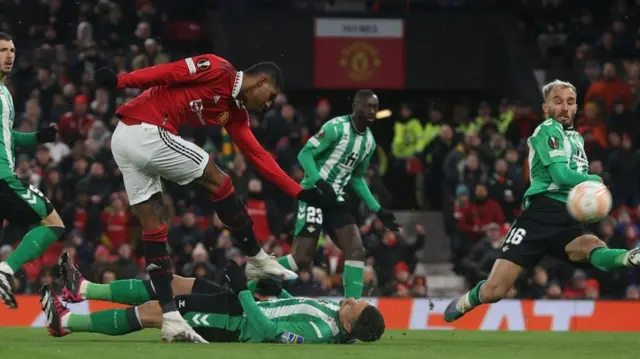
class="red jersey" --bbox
[59,111,96,142]
[114,54,302,197]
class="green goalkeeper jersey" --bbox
[237,292,354,344]
[298,115,380,211]
[523,118,600,207]
[0,83,38,178]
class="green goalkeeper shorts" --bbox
[0,175,53,225]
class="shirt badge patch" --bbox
[280,332,304,344]
[197,58,211,71]
[315,130,326,139]
[548,136,559,149]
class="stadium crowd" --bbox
[1,0,640,300]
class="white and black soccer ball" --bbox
[567,181,612,223]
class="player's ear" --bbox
[541,102,549,117]
[343,318,353,333]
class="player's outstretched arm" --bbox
[225,118,302,197]
[106,55,224,89]
[12,125,58,147]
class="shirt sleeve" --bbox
[297,124,340,184]
[272,321,335,344]
[117,54,234,89]
[237,290,279,339]
[12,131,37,147]
[349,148,381,212]
[225,111,302,198]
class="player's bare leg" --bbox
[132,193,206,343]
[568,234,640,269]
[444,259,523,322]
[0,210,64,309]
[195,159,296,280]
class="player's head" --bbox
[352,89,379,127]
[242,62,283,112]
[338,298,385,342]
[542,79,577,129]
[0,32,15,76]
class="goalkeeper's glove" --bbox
[36,125,58,143]
[224,261,248,295]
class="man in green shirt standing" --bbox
[42,255,385,344]
[0,32,64,309]
[247,90,399,300]
[444,80,640,323]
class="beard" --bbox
[550,111,574,129]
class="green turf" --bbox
[0,328,636,359]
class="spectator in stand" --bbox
[488,158,523,223]
[585,62,633,112]
[563,270,600,299]
[608,98,636,140]
[100,194,131,252]
[423,124,457,210]
[626,285,640,300]
[246,178,281,244]
[58,94,96,145]
[606,133,640,208]
[168,212,204,256]
[115,243,137,280]
[457,183,504,242]
[391,103,422,209]
[287,269,326,297]
[576,102,607,149]
[460,222,504,285]
[455,151,488,194]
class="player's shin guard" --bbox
[82,279,152,305]
[142,224,175,313]
[211,175,260,257]
[1,225,63,274]
[66,308,143,335]
[589,247,629,270]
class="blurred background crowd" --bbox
[1,0,640,300]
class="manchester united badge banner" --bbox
[313,18,405,89]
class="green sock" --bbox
[590,247,628,271]
[277,255,298,271]
[343,260,365,299]
[67,308,142,335]
[5,226,59,272]
[468,280,486,307]
[84,279,151,305]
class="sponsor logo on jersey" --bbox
[315,130,326,139]
[548,136,559,149]
[196,58,211,71]
[280,332,304,344]
[218,111,230,125]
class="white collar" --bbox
[232,71,243,98]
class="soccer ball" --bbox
[567,181,612,223]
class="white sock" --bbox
[61,312,71,330]
[78,280,89,297]
[0,262,14,276]
[248,249,269,262]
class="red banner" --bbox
[313,18,405,89]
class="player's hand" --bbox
[224,261,248,294]
[256,278,283,296]
[36,125,58,143]
[95,67,118,89]
[377,207,400,232]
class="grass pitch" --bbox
[0,328,635,359]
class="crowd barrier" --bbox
[2,296,638,331]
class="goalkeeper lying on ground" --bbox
[39,253,385,344]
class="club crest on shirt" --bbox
[548,136,559,149]
[196,58,211,71]
[315,130,326,139]
[218,111,230,125]
[280,332,304,344]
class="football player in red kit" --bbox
[80,55,333,343]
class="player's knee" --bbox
[137,301,163,329]
[208,173,235,201]
[42,210,64,227]
[345,243,366,262]
[480,281,510,303]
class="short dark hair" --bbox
[244,62,284,89]
[0,32,12,42]
[352,305,385,342]
[354,89,376,102]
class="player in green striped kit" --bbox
[42,258,385,344]
[444,80,640,323]
[248,90,399,299]
[0,32,64,309]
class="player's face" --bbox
[0,40,16,74]
[353,95,379,125]
[245,78,278,112]
[338,298,369,332]
[543,87,577,128]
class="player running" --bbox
[257,90,399,299]
[0,32,64,309]
[444,80,640,322]
[42,255,385,344]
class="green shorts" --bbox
[0,175,53,225]
[293,201,356,240]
